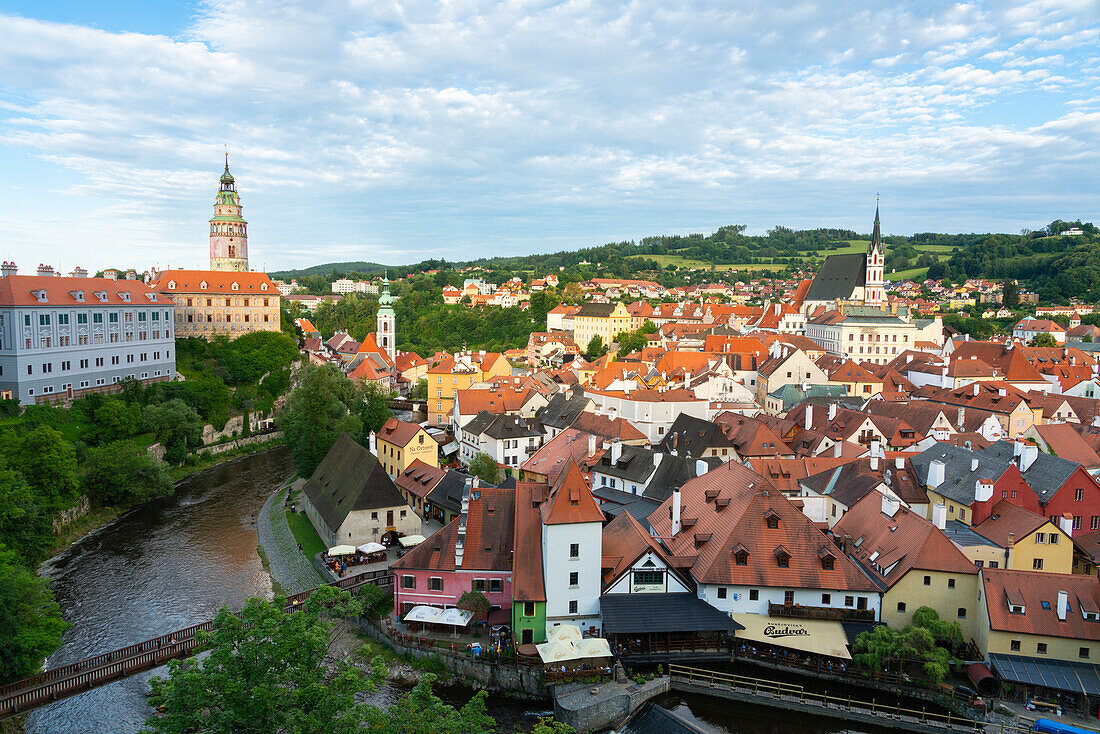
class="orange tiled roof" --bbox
[540,462,604,525]
[377,417,426,448]
[149,269,278,294]
[0,274,170,307]
[982,568,1100,641]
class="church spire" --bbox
[870,199,882,255]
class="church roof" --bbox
[804,252,867,303]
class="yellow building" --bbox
[150,270,281,340]
[573,301,632,354]
[834,494,981,643]
[376,417,438,477]
[972,501,1074,574]
[976,568,1100,665]
[426,352,511,427]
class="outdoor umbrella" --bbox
[547,624,582,644]
[536,641,577,663]
[356,542,386,554]
[403,606,442,624]
[572,638,612,659]
[399,535,426,547]
[327,545,356,556]
[436,608,475,627]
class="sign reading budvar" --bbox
[763,623,810,639]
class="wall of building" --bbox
[1007,525,1074,575]
[169,292,280,339]
[336,504,420,547]
[394,568,513,618]
[882,570,978,643]
[512,600,547,645]
[697,583,882,619]
[542,521,603,635]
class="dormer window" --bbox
[70,290,85,303]
[200,281,208,290]
[261,282,268,290]
[1010,604,1026,614]
[774,546,791,568]
[231,282,239,291]
[146,293,157,302]
[167,280,176,289]
[764,510,780,529]
[733,544,749,566]
[120,291,131,302]
[93,290,108,303]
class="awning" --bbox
[989,653,1100,696]
[572,638,613,659]
[547,624,582,644]
[399,534,426,547]
[357,542,386,554]
[327,544,356,556]
[731,614,852,660]
[601,594,744,635]
[536,641,576,663]
[967,662,998,696]
[404,605,442,624]
[442,441,459,455]
[436,608,475,627]
[535,637,613,663]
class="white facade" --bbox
[603,550,692,595]
[696,582,881,620]
[585,389,709,444]
[459,425,542,469]
[542,520,603,635]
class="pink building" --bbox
[392,486,516,625]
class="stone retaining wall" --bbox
[52,495,90,533]
[198,431,283,456]
[553,677,669,733]
[356,618,545,696]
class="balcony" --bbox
[768,602,875,623]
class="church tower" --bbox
[864,205,885,305]
[376,275,396,361]
[209,155,249,272]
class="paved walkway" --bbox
[257,477,325,594]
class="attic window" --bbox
[94,290,108,302]
[200,281,208,290]
[146,292,157,302]
[70,290,84,302]
[764,510,780,529]
[487,506,495,515]
[167,281,176,289]
[231,282,239,291]
[734,550,749,566]
[821,557,834,570]
[261,282,268,290]
[1010,604,1025,614]
[774,546,791,568]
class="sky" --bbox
[0,0,1098,272]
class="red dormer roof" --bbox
[541,462,604,525]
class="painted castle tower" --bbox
[376,275,396,361]
[209,155,249,272]
[864,205,885,305]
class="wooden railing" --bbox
[767,602,876,622]
[668,665,1032,734]
[0,569,394,719]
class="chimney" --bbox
[1057,590,1069,622]
[69,266,88,278]
[610,440,622,465]
[998,387,1007,397]
[671,488,682,536]
[36,264,55,277]
[973,383,980,396]
[870,453,879,472]
[588,434,597,455]
[832,441,842,458]
[971,457,979,471]
[804,404,813,431]
[975,478,994,503]
[1060,514,1074,538]
[957,407,965,429]
[882,493,900,517]
[653,452,664,468]
[895,456,904,469]
[932,503,947,530]
[927,459,946,488]
[696,459,708,477]
[456,478,473,569]
[1020,444,1038,472]
[828,403,837,420]
[368,431,377,455]
[0,261,16,277]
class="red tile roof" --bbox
[392,488,516,572]
[541,462,604,525]
[982,568,1100,641]
[149,269,278,294]
[0,274,170,307]
[512,481,547,602]
[378,417,426,448]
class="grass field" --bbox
[887,267,929,282]
[285,503,325,557]
[627,254,789,271]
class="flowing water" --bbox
[25,446,896,734]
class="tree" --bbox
[143,399,204,464]
[145,587,503,734]
[584,334,606,360]
[0,546,70,683]
[277,364,365,477]
[457,589,491,625]
[854,623,952,686]
[911,606,963,648]
[82,442,174,506]
[1031,332,1058,348]
[0,465,52,565]
[357,583,393,619]
[1,425,79,512]
[1002,279,1020,308]
[412,378,428,400]
[83,397,141,445]
[467,452,500,486]
[356,382,393,439]
[614,320,656,358]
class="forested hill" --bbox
[274,219,1099,301]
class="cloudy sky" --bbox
[0,0,1097,272]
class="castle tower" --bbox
[376,275,396,361]
[209,155,249,272]
[864,205,885,305]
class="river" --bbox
[26,447,897,734]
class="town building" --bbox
[458,411,544,470]
[0,265,176,404]
[376,417,438,477]
[299,432,420,548]
[208,155,249,272]
[572,301,632,354]
[800,207,886,314]
[541,463,605,635]
[426,352,511,427]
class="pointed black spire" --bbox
[870,203,882,254]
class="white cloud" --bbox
[0,0,1097,269]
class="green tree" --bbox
[911,606,963,647]
[467,453,500,486]
[82,397,141,445]
[457,589,492,625]
[1031,332,1058,347]
[277,364,365,477]
[412,378,428,400]
[584,334,606,360]
[82,442,174,506]
[614,320,656,358]
[1001,280,1020,308]
[357,583,393,619]
[356,382,393,439]
[854,623,952,686]
[217,331,301,384]
[0,465,52,565]
[0,546,70,683]
[1,425,79,512]
[143,399,205,464]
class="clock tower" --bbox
[209,155,249,272]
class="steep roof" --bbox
[1034,424,1100,470]
[973,500,1054,547]
[647,463,876,592]
[149,269,278,294]
[835,492,979,588]
[576,302,617,317]
[512,482,547,602]
[911,442,1011,505]
[982,441,1081,502]
[301,433,408,531]
[0,274,171,307]
[392,488,516,572]
[463,411,543,440]
[377,417,426,448]
[570,412,647,443]
[981,569,1100,641]
[656,414,732,458]
[541,462,604,525]
[521,428,603,482]
[804,252,867,303]
[394,459,446,501]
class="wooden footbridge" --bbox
[0,569,393,720]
